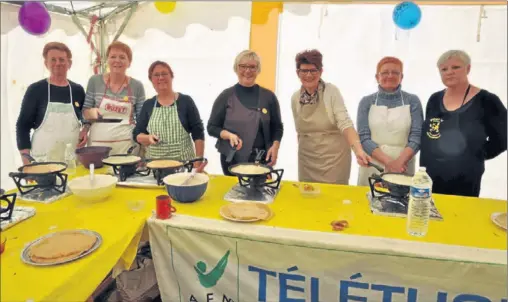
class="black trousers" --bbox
[220,148,267,176]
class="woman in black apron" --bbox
[207,50,284,176]
[419,50,507,197]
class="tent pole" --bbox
[111,4,138,42]
[99,19,108,74]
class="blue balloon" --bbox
[393,1,422,30]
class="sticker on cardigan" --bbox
[74,102,80,107]
[262,108,268,114]
[427,117,442,139]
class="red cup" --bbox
[156,195,176,220]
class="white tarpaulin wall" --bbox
[1,2,506,200]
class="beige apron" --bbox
[357,91,415,186]
[296,91,351,185]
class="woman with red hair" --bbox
[291,49,370,185]
[356,56,424,186]
[83,41,146,155]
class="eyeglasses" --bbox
[238,64,258,71]
[379,71,401,77]
[298,68,320,75]
[152,72,170,79]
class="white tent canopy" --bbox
[1,1,506,200]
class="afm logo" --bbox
[194,250,230,288]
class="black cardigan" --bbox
[132,94,205,141]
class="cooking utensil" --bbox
[75,146,112,168]
[368,161,384,173]
[147,157,207,185]
[9,154,68,190]
[89,163,95,185]
[87,118,123,123]
[225,144,238,164]
[181,160,208,186]
[254,149,265,164]
[368,172,412,198]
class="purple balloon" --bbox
[18,2,51,36]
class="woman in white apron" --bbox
[356,57,424,186]
[83,41,146,155]
[291,49,370,185]
[16,42,87,165]
[133,61,205,169]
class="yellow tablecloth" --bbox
[0,167,152,302]
[1,168,506,301]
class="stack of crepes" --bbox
[221,203,272,221]
[28,231,97,264]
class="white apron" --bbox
[88,79,137,155]
[31,79,80,162]
[357,91,415,186]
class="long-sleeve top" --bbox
[132,94,205,141]
[207,83,284,148]
[419,89,507,196]
[83,74,146,122]
[16,79,86,150]
[291,81,354,133]
[421,89,507,163]
[357,86,424,155]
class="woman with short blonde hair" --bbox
[83,41,146,155]
[419,50,507,197]
[356,56,424,186]
[207,50,284,175]
[291,49,370,185]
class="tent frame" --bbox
[1,1,140,73]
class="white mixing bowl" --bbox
[68,174,118,202]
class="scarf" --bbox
[299,80,324,105]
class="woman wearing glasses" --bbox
[133,61,205,163]
[291,49,370,185]
[207,50,284,175]
[356,56,424,186]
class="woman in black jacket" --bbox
[207,50,284,176]
[419,50,507,197]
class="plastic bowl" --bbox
[163,172,209,203]
[75,146,112,169]
[68,174,117,202]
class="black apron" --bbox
[420,85,484,197]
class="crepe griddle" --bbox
[87,118,122,123]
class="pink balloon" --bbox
[18,2,51,36]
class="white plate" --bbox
[219,203,273,223]
[491,212,507,231]
[21,229,102,266]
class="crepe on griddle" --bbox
[28,232,97,264]
[22,163,66,174]
[494,213,507,229]
[230,164,270,175]
[147,160,182,169]
[221,203,272,221]
[103,155,140,165]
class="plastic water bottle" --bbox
[407,167,433,237]
[64,143,77,176]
